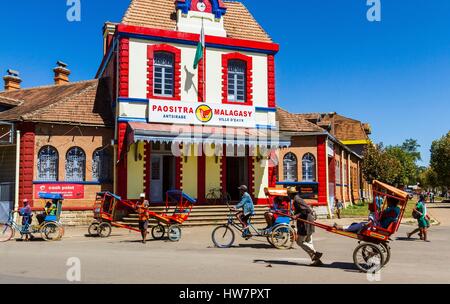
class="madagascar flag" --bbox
[193,25,205,69]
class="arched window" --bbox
[227,60,246,102]
[92,148,112,182]
[283,153,298,181]
[65,147,86,182]
[37,146,58,181]
[154,52,174,97]
[302,153,316,181]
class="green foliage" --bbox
[385,146,418,186]
[430,131,450,188]
[418,167,438,189]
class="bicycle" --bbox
[211,201,295,249]
[0,210,64,242]
[206,188,231,205]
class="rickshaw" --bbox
[211,193,296,250]
[88,190,196,242]
[273,180,409,273]
[147,190,197,242]
[0,193,65,242]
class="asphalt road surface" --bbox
[1,205,449,284]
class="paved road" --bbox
[1,206,450,284]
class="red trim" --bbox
[19,122,35,207]
[221,52,253,106]
[197,47,206,102]
[255,199,270,206]
[119,38,129,98]
[317,136,328,204]
[143,142,151,199]
[32,207,92,212]
[117,24,280,53]
[268,150,278,187]
[175,155,182,190]
[117,122,128,198]
[267,55,276,108]
[147,44,182,101]
[197,154,206,204]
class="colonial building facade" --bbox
[97,0,284,205]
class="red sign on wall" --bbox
[34,184,85,199]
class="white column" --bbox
[14,129,20,215]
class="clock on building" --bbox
[197,0,207,12]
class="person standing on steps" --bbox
[135,193,150,244]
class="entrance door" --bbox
[150,155,163,202]
[226,157,248,201]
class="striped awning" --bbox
[127,122,291,148]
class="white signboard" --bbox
[148,100,256,128]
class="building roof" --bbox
[122,0,273,43]
[0,79,114,127]
[276,108,326,133]
[0,96,22,107]
[296,112,371,142]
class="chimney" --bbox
[53,61,71,85]
[103,22,117,55]
[363,123,372,135]
[3,69,22,91]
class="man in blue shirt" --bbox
[234,185,254,238]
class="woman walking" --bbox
[407,195,430,242]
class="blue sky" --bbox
[1,0,449,165]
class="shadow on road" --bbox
[253,259,359,272]
[15,237,46,242]
[236,243,276,249]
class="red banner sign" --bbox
[34,184,85,199]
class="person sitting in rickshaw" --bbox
[37,201,54,225]
[233,185,254,238]
[19,199,34,241]
[264,196,290,229]
[334,197,400,233]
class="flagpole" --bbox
[202,17,206,103]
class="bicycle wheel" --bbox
[212,225,235,248]
[270,225,295,250]
[151,224,165,240]
[0,224,14,242]
[353,243,384,273]
[88,222,99,236]
[41,222,64,241]
[378,243,391,266]
[98,222,112,238]
[168,225,182,242]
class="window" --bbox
[343,162,347,184]
[154,52,174,97]
[37,146,58,181]
[227,60,246,102]
[92,148,112,182]
[335,160,341,184]
[302,153,316,182]
[283,153,298,181]
[65,147,86,182]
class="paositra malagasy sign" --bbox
[148,100,256,128]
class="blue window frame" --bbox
[92,148,112,182]
[154,52,174,97]
[302,153,316,182]
[37,146,58,181]
[65,147,86,182]
[283,152,298,181]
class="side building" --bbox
[0,65,114,225]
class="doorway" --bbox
[150,155,176,203]
[226,157,248,201]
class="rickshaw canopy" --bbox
[167,190,197,204]
[97,191,122,201]
[372,180,409,202]
[38,192,64,201]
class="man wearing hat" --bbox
[288,187,323,266]
[135,193,150,244]
[234,185,255,238]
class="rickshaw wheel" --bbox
[41,222,64,241]
[151,224,165,240]
[212,225,235,248]
[88,222,99,236]
[98,223,112,238]
[0,224,14,242]
[353,243,385,273]
[168,225,182,242]
[378,243,391,266]
[270,225,295,250]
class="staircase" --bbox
[118,204,270,227]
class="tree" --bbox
[362,143,402,185]
[418,167,438,189]
[430,131,450,188]
[401,138,421,162]
[385,146,417,186]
